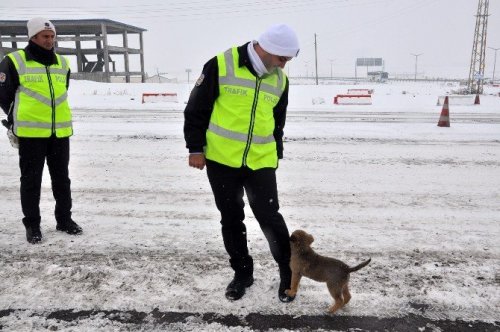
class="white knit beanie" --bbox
[257,24,300,57]
[27,17,56,39]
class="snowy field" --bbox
[0,80,499,331]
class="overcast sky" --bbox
[2,0,500,79]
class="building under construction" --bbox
[0,19,146,83]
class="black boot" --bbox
[278,264,295,303]
[56,219,83,235]
[225,274,254,301]
[226,256,253,300]
[23,217,42,244]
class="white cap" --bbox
[257,24,300,57]
[27,17,56,39]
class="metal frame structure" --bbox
[0,19,147,83]
[467,0,489,94]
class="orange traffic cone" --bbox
[437,96,450,127]
[474,94,480,105]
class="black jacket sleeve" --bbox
[183,56,219,153]
[273,77,289,159]
[0,56,19,121]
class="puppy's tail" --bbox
[348,258,371,273]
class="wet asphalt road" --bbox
[1,309,499,331]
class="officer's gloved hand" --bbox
[7,126,18,149]
[2,119,18,149]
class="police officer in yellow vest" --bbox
[0,17,82,244]
[184,24,299,302]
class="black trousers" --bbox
[18,136,72,226]
[206,159,291,276]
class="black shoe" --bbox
[278,266,295,303]
[56,220,83,235]
[278,287,295,303]
[26,226,42,244]
[225,275,254,301]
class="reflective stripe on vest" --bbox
[205,47,286,170]
[208,122,275,144]
[8,50,73,138]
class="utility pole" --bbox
[410,53,422,81]
[185,68,192,85]
[488,47,499,82]
[355,60,357,80]
[329,59,335,79]
[314,33,319,85]
[467,0,490,94]
[186,68,192,95]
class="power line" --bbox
[0,0,411,23]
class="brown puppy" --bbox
[286,229,371,313]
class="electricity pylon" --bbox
[467,0,489,95]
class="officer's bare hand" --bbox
[189,153,206,170]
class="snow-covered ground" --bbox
[0,80,499,331]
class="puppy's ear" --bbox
[306,234,314,245]
[290,234,297,243]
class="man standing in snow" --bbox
[0,17,82,244]
[184,24,299,302]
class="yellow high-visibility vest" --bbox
[205,47,287,170]
[7,50,72,138]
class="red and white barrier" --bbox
[334,94,372,105]
[347,88,374,95]
[142,93,178,103]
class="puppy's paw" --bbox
[279,289,295,303]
